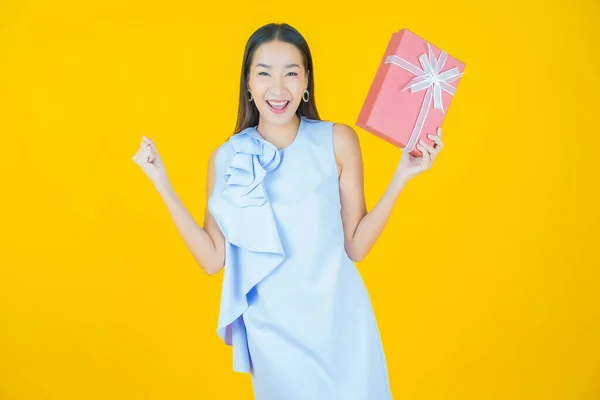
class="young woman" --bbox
[133,22,443,400]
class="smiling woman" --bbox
[246,41,309,139]
[200,22,394,400]
[131,20,408,400]
[230,26,321,145]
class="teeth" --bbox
[268,101,288,107]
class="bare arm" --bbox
[156,148,225,275]
[334,123,407,262]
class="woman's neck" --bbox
[256,115,300,149]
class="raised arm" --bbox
[334,123,407,262]
[201,148,226,273]
[133,134,227,275]
[152,147,225,275]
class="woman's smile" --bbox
[266,100,290,113]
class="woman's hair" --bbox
[231,23,322,136]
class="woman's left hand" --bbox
[393,127,444,183]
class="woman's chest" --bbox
[263,147,340,209]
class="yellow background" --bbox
[1,0,598,398]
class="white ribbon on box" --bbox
[384,42,463,153]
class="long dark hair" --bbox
[232,23,322,136]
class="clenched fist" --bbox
[132,135,170,189]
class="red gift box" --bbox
[356,29,466,157]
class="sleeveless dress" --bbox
[208,115,393,400]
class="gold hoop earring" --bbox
[302,89,309,102]
[247,90,253,102]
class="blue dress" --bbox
[208,115,393,399]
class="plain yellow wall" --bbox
[1,0,598,399]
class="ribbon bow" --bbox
[385,42,463,152]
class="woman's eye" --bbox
[257,72,297,76]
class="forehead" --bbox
[252,40,303,66]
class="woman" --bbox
[132,22,443,400]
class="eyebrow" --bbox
[255,63,300,69]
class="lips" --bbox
[266,100,290,109]
[266,100,290,114]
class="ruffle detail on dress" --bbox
[208,127,289,372]
[221,132,281,207]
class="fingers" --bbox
[133,139,155,164]
[422,129,445,162]
[418,139,435,153]
[141,137,151,150]
[408,128,443,176]
[427,136,442,161]
[416,143,431,169]
[139,135,155,162]
[142,135,155,147]
[147,147,155,163]
[427,133,443,149]
[133,147,148,163]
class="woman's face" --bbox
[248,40,309,123]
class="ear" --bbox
[305,69,309,87]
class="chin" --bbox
[261,107,299,124]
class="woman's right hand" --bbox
[132,135,171,189]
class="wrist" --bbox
[391,172,409,188]
[154,178,174,196]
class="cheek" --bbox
[251,85,268,107]
[251,79,268,94]
[290,81,305,96]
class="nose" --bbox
[270,74,285,94]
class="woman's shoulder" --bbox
[208,137,235,176]
[210,139,231,162]
[331,121,359,146]
[330,121,361,165]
